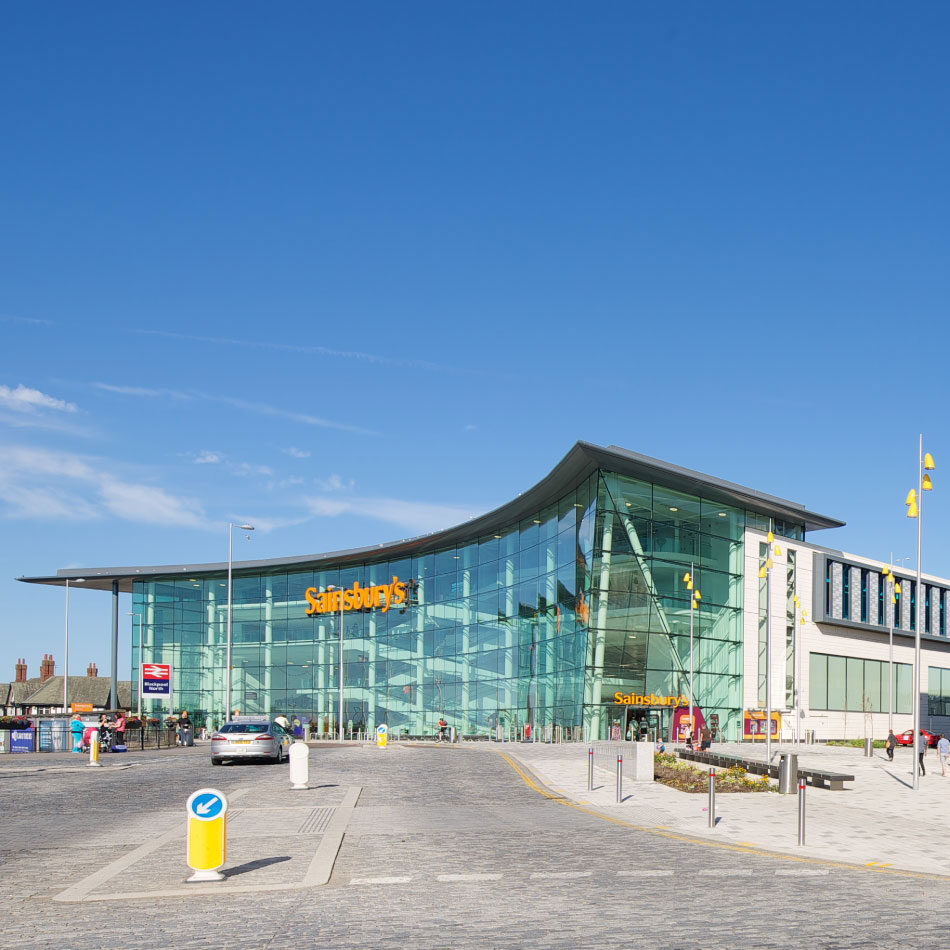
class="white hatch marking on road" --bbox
[530,871,592,880]
[699,869,753,877]
[617,870,674,877]
[437,873,502,882]
[349,876,411,885]
[774,869,830,876]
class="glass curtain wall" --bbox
[589,472,744,741]
[131,468,745,739]
[132,476,597,736]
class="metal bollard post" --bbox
[797,779,806,846]
[588,747,594,790]
[708,769,716,827]
[616,754,623,803]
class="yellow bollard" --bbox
[88,728,101,767]
[376,724,388,748]
[186,788,228,882]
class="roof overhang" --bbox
[17,440,844,593]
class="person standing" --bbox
[178,710,192,747]
[938,734,950,776]
[700,726,712,751]
[884,730,897,762]
[69,713,84,753]
[917,731,928,777]
[112,710,127,750]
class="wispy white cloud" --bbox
[94,381,374,435]
[0,314,54,327]
[133,328,458,374]
[316,473,354,492]
[193,451,223,464]
[0,384,77,414]
[94,382,191,400]
[0,445,209,529]
[302,493,481,535]
[283,447,311,459]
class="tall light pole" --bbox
[759,530,783,763]
[682,567,701,741]
[881,555,908,735]
[327,585,346,742]
[905,438,934,790]
[127,611,142,717]
[64,577,85,712]
[226,522,255,723]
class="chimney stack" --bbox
[40,654,55,682]
[14,658,26,683]
[87,662,98,678]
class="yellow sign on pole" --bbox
[186,788,228,882]
[376,724,388,748]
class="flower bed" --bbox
[653,752,773,793]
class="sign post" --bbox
[186,788,228,882]
[142,663,173,719]
[376,723,388,748]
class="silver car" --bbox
[210,719,292,765]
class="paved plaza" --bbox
[0,741,947,949]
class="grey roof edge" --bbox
[16,440,844,593]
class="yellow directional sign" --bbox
[376,723,388,748]
[186,788,228,882]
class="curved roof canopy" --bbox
[17,441,844,593]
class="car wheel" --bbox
[275,746,283,764]
[211,758,220,766]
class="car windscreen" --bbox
[218,723,270,734]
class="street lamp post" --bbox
[759,530,783,764]
[682,567,701,742]
[905,437,934,791]
[127,611,142,717]
[64,577,86,712]
[327,585,346,742]
[226,522,255,724]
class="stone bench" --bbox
[676,749,853,790]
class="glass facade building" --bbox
[22,443,844,740]
[125,445,800,741]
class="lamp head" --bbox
[925,452,935,471]
[238,524,255,531]
[923,474,933,491]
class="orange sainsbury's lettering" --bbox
[305,577,409,616]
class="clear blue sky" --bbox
[2,3,950,684]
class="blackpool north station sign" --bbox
[304,577,408,615]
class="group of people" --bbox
[884,729,950,777]
[68,710,126,753]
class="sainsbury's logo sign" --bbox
[304,577,407,615]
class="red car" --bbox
[895,729,940,747]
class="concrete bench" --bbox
[676,749,854,790]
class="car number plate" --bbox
[232,740,251,745]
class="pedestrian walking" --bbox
[938,735,950,776]
[884,730,897,762]
[700,726,712,751]
[917,731,928,776]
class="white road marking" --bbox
[617,870,674,877]
[530,871,592,880]
[349,876,412,885]
[699,869,753,877]
[437,873,502,882]
[774,869,830,876]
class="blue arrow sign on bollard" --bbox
[188,790,226,821]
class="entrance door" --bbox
[624,708,663,741]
